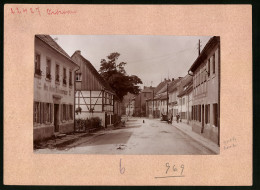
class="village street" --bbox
[35,118,215,154]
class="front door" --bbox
[201,105,204,133]
[54,104,59,132]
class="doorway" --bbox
[54,104,59,132]
[201,105,204,133]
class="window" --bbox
[69,71,72,86]
[69,105,73,120]
[46,59,51,80]
[62,104,67,121]
[208,59,210,77]
[44,103,53,123]
[199,105,201,122]
[63,68,67,85]
[213,103,218,127]
[109,94,112,105]
[55,64,60,82]
[182,97,185,105]
[205,104,210,124]
[34,102,53,125]
[34,101,41,124]
[201,69,203,84]
[76,73,82,81]
[35,53,41,75]
[204,68,207,82]
[212,53,216,74]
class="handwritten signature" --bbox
[223,136,237,150]
[10,7,77,16]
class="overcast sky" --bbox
[51,35,211,88]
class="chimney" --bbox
[172,78,174,81]
[75,50,81,55]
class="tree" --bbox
[99,52,142,100]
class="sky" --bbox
[51,35,212,88]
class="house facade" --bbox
[177,75,193,124]
[168,78,181,121]
[71,50,118,128]
[133,86,154,117]
[122,93,135,116]
[34,35,79,141]
[189,36,220,145]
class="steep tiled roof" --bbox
[35,35,78,67]
[177,74,193,97]
[154,79,171,94]
[72,51,115,94]
[142,87,155,93]
[168,78,181,93]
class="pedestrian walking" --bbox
[177,114,180,123]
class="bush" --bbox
[75,117,102,132]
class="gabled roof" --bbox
[142,87,155,93]
[177,75,193,97]
[71,51,115,94]
[154,79,171,94]
[168,78,182,93]
[35,35,78,68]
[189,36,220,72]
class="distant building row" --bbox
[125,36,220,145]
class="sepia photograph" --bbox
[4,4,252,186]
[33,35,220,155]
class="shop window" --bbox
[213,103,218,127]
[46,59,51,80]
[55,64,60,82]
[76,73,82,81]
[35,53,42,75]
[63,68,67,85]
[212,53,215,74]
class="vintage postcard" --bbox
[4,4,252,186]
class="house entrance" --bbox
[54,104,59,132]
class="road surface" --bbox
[35,118,215,154]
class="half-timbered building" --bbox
[71,50,119,128]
